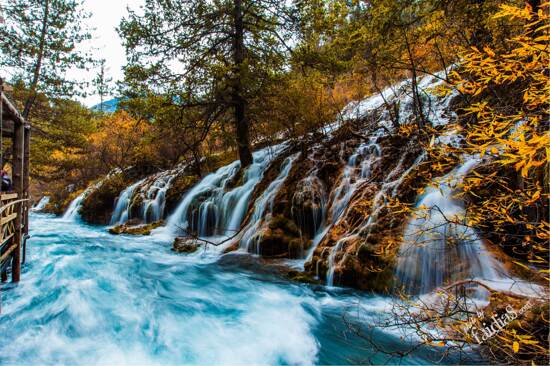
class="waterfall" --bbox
[303,136,382,263]
[359,151,426,237]
[326,239,347,286]
[165,146,284,239]
[62,170,120,222]
[323,150,425,286]
[141,173,174,223]
[31,196,50,212]
[342,70,458,129]
[110,179,145,225]
[62,192,86,221]
[329,139,381,222]
[395,155,503,294]
[240,153,299,253]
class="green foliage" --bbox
[0,0,94,118]
[118,0,297,165]
[9,81,98,185]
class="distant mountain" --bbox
[91,98,119,113]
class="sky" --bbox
[75,0,144,106]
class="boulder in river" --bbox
[172,237,201,253]
[109,220,164,235]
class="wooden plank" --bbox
[1,232,14,247]
[0,212,17,226]
[0,243,17,264]
[0,193,18,201]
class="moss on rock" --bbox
[80,174,129,225]
[172,237,201,253]
[109,220,164,235]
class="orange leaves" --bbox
[433,3,550,286]
[87,111,152,170]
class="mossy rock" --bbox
[172,237,201,253]
[285,269,320,285]
[80,174,130,225]
[109,220,164,236]
[128,194,145,220]
[253,215,308,258]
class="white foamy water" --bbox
[31,196,50,212]
[396,156,509,295]
[61,191,86,221]
[110,179,146,225]
[0,213,443,365]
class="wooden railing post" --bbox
[23,125,30,235]
[11,113,24,283]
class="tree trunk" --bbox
[527,0,542,36]
[232,0,253,168]
[402,29,425,129]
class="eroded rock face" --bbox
[235,136,357,259]
[304,135,428,292]
[252,215,308,257]
[80,174,130,225]
[172,237,201,253]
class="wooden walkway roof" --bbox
[1,80,26,137]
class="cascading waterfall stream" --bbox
[302,136,382,267]
[62,170,120,222]
[240,153,299,253]
[31,196,50,212]
[395,155,505,295]
[165,146,284,241]
[110,179,145,225]
[141,174,174,223]
[325,150,425,286]
[61,191,87,221]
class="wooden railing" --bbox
[0,193,28,280]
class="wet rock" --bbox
[109,220,164,235]
[172,237,201,253]
[252,215,308,258]
[80,174,129,225]
[285,269,320,284]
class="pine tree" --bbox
[0,0,94,120]
[118,0,295,167]
[93,59,113,112]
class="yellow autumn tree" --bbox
[88,111,153,172]
[437,3,549,363]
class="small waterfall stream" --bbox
[62,191,87,221]
[240,153,299,253]
[324,150,425,286]
[31,196,50,212]
[110,179,145,225]
[302,136,382,266]
[395,156,504,294]
[141,173,174,223]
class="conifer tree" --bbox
[0,0,94,120]
[119,0,295,167]
[93,59,113,112]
